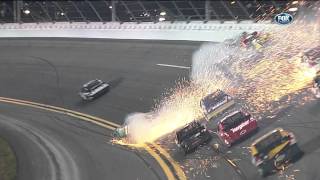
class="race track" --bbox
[0,38,319,180]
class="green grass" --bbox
[0,137,16,180]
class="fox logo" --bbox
[274,13,293,25]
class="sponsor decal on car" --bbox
[231,120,249,133]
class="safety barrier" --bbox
[0,21,276,42]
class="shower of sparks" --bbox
[232,22,320,116]
[113,3,320,146]
[183,157,219,178]
[114,78,231,144]
[277,166,301,180]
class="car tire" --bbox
[224,139,232,148]
[274,153,288,170]
[258,168,267,177]
[181,144,189,155]
[289,144,304,160]
[258,162,272,177]
[184,147,190,155]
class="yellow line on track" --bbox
[0,97,185,180]
[144,145,176,180]
[152,143,187,180]
[226,159,237,167]
[0,97,120,128]
[0,97,117,130]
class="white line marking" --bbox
[156,63,191,69]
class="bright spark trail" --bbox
[114,3,320,146]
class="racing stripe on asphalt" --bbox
[152,143,187,180]
[147,143,186,180]
[156,64,191,69]
[144,145,176,180]
[0,96,120,129]
[0,97,185,180]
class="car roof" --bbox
[304,45,320,56]
[83,79,103,88]
[219,111,247,129]
[201,90,229,111]
[220,111,243,123]
[251,128,284,146]
[178,121,201,134]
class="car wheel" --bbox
[274,153,288,170]
[258,168,267,177]
[224,139,232,147]
[184,147,189,155]
[258,162,272,177]
[289,144,304,160]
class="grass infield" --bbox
[0,137,16,180]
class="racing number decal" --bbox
[240,130,246,135]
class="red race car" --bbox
[217,110,258,147]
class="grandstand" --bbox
[0,0,309,24]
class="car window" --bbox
[176,122,201,142]
[254,131,283,153]
[202,91,228,112]
[86,80,101,90]
[222,112,246,131]
[80,87,89,93]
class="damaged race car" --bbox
[301,45,320,71]
[217,110,258,147]
[112,125,129,139]
[200,89,235,121]
[240,31,271,51]
[175,121,211,154]
[312,71,320,98]
[250,128,303,177]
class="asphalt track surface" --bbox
[0,38,319,180]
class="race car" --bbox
[240,31,259,48]
[175,121,211,154]
[217,110,258,147]
[250,128,302,177]
[301,45,320,71]
[223,38,239,47]
[112,125,129,139]
[79,79,110,100]
[312,72,320,98]
[200,89,235,121]
[240,31,271,51]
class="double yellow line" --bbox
[0,97,186,180]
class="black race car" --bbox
[79,79,109,100]
[175,121,211,154]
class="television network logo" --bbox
[274,13,294,25]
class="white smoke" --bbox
[191,42,239,83]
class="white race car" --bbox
[79,79,109,100]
